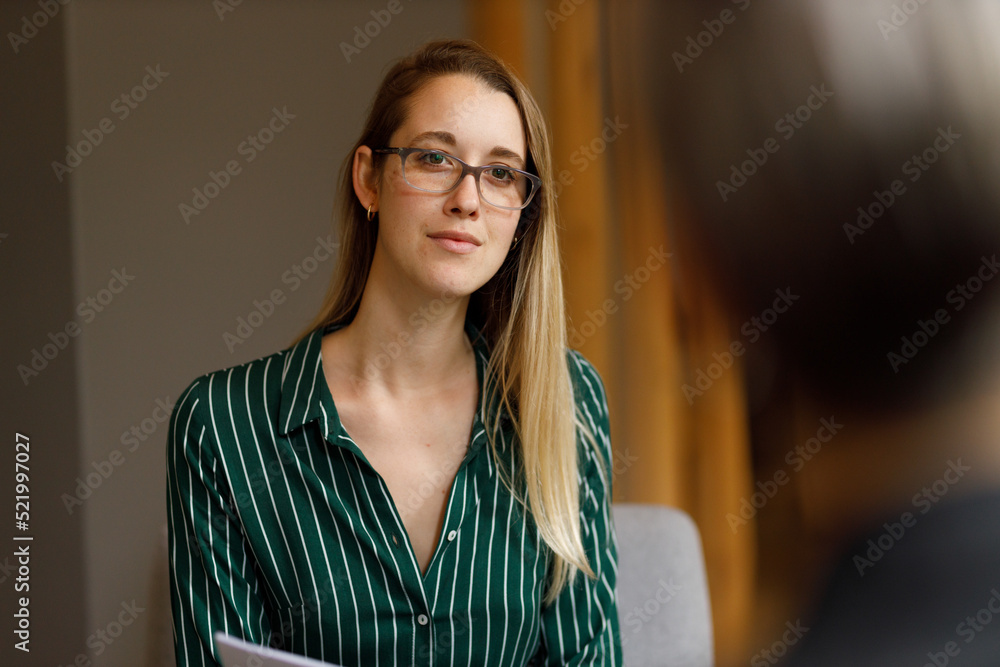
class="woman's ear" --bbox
[352,145,378,212]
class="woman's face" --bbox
[362,74,526,302]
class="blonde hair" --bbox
[296,39,600,603]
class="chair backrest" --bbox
[613,503,714,667]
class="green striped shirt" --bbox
[167,321,621,666]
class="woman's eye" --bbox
[488,167,514,181]
[421,152,447,165]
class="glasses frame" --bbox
[373,147,542,211]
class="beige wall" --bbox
[2,1,466,664]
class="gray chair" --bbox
[613,503,715,667]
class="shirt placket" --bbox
[327,418,446,663]
[422,407,505,662]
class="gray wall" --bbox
[1,1,467,664]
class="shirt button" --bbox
[417,614,429,626]
[447,530,457,542]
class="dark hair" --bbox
[644,1,1000,412]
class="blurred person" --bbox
[167,40,620,666]
[640,1,1000,664]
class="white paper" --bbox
[215,632,345,667]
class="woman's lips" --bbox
[428,231,481,254]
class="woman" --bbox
[167,39,620,666]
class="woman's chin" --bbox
[413,268,491,302]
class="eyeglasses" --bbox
[373,147,541,211]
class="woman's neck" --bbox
[330,272,475,397]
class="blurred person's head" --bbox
[640,8,1000,661]
[644,0,1000,416]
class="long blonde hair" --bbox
[297,39,600,603]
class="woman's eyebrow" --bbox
[489,146,525,169]
[408,130,456,146]
[408,131,526,168]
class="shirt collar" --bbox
[277,319,499,441]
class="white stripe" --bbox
[444,466,468,666]
[168,386,200,666]
[255,356,322,657]
[279,355,332,658]
[495,470,514,665]
[483,469,501,659]
[354,452,423,662]
[326,436,367,667]
[464,475,481,667]
[336,443,384,667]
[283,337,311,434]
[230,360,291,605]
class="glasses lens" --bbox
[401,150,536,210]
[402,151,461,193]
[479,166,531,209]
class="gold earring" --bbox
[512,235,519,247]
[367,203,375,221]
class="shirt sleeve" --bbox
[537,352,623,665]
[166,376,272,667]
